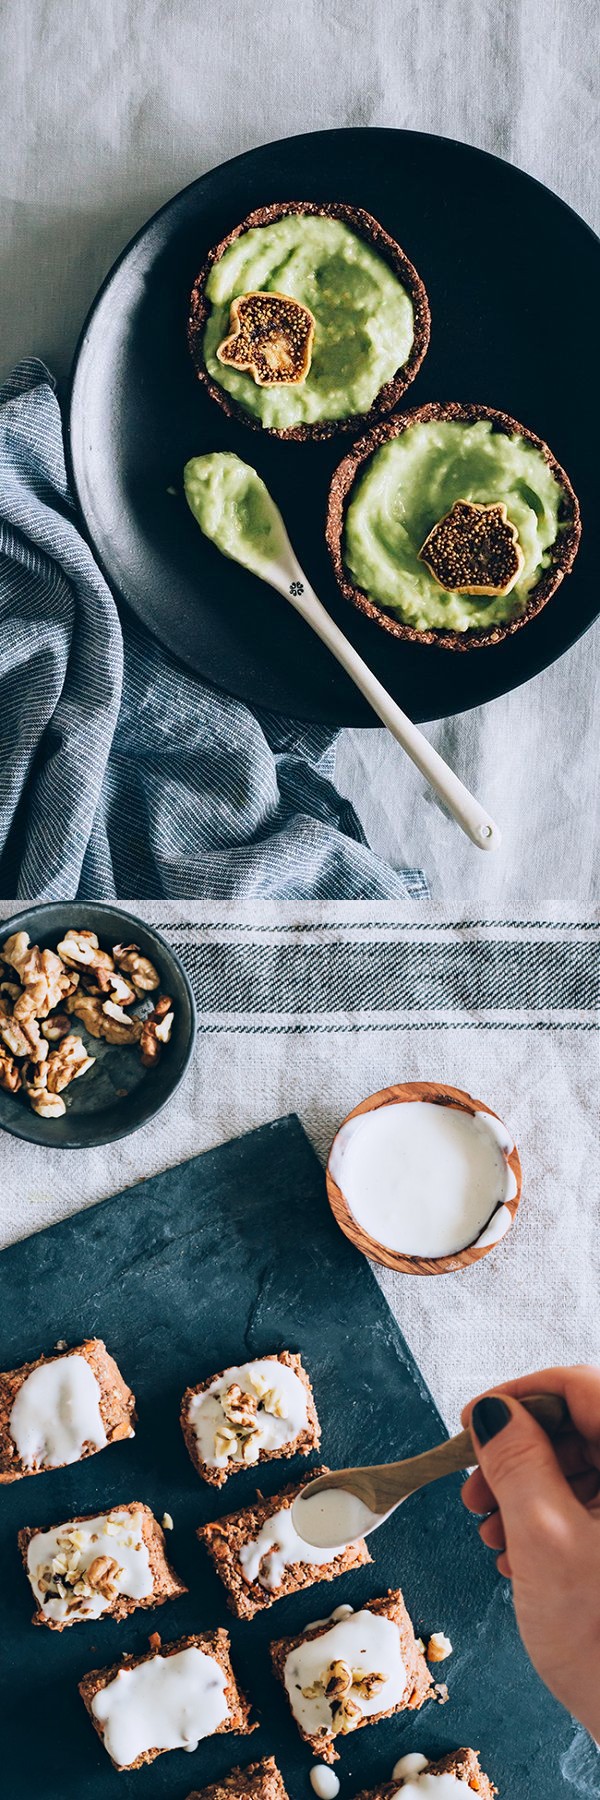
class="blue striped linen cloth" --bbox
[0,360,427,902]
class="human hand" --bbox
[461,1366,600,1741]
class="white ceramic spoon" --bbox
[184,456,501,851]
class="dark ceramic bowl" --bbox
[0,903,196,1148]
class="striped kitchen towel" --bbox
[0,360,427,903]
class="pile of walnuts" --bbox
[0,928,174,1120]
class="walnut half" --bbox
[45,1035,95,1095]
[139,995,174,1066]
[112,943,160,994]
[0,1047,21,1093]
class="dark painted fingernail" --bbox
[472,1397,511,1444]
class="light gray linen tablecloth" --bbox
[0,2,598,1447]
[1,0,599,913]
[1,901,598,1439]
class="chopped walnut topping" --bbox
[426,1631,453,1662]
[112,943,160,993]
[213,1368,290,1463]
[324,1660,352,1700]
[37,1541,123,1611]
[222,1383,258,1430]
[262,1386,284,1417]
[214,1425,239,1460]
[87,1554,122,1599]
[239,1433,261,1464]
[248,1371,285,1415]
[351,1668,386,1700]
[304,1657,387,1732]
[330,1695,363,1735]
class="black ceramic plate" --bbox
[68,128,600,726]
[0,904,196,1148]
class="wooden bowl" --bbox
[326,1081,522,1276]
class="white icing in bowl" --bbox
[329,1099,516,1258]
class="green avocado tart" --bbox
[326,402,581,648]
[188,201,430,441]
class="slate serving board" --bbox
[0,1115,579,1800]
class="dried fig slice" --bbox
[217,290,315,387]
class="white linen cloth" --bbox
[1,0,598,912]
[1,900,597,1436]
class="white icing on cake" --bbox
[10,1355,108,1469]
[240,1502,350,1590]
[392,1777,468,1796]
[27,1508,152,1624]
[91,1646,229,1767]
[283,1609,406,1736]
[188,1357,308,1470]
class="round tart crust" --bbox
[326,401,582,649]
[188,202,431,442]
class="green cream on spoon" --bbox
[184,452,289,582]
[183,451,501,853]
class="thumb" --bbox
[470,1395,578,1554]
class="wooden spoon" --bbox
[292,1393,568,1548]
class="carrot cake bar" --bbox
[270,1591,432,1762]
[353,1747,496,1796]
[0,1338,135,1482]
[186,1755,290,1800]
[198,1468,371,1617]
[79,1629,254,1771]
[181,1351,320,1487]
[19,1501,185,1629]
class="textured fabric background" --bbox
[1,900,598,1436]
[1,0,598,910]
